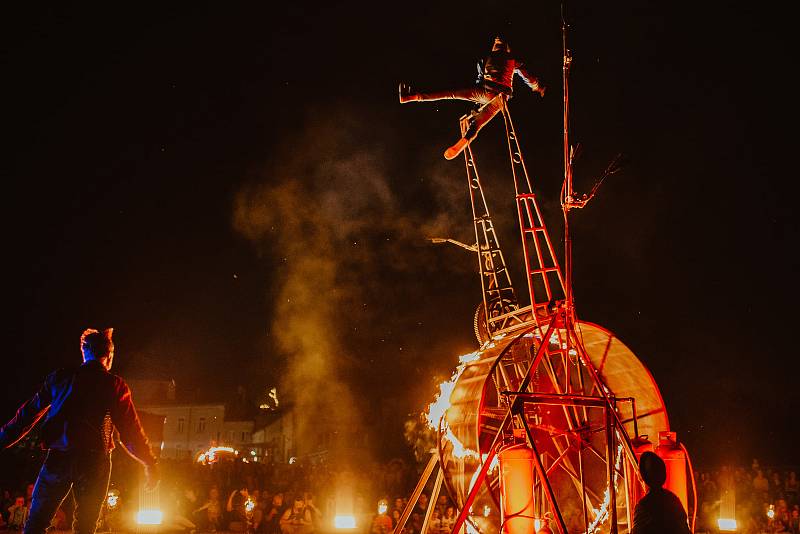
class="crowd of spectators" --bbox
[1,453,798,534]
[0,453,438,534]
[696,460,800,534]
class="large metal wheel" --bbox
[437,321,669,534]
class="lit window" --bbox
[177,418,185,434]
[197,417,206,433]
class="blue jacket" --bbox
[0,359,156,466]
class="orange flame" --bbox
[426,349,484,459]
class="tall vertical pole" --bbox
[561,4,574,324]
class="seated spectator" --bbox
[391,509,402,530]
[754,470,770,493]
[414,494,429,517]
[440,506,456,534]
[7,496,28,530]
[304,493,322,533]
[253,494,268,533]
[789,508,799,534]
[172,487,198,532]
[280,497,312,534]
[264,493,284,534]
[435,495,449,516]
[772,472,786,500]
[786,471,799,501]
[196,486,223,532]
[427,508,443,534]
[227,485,250,532]
[371,500,393,534]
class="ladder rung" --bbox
[529,267,560,275]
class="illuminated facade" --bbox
[130,380,256,460]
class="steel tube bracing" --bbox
[392,453,439,534]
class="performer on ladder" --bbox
[399,35,546,159]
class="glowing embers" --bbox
[136,510,163,525]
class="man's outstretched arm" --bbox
[110,380,159,487]
[515,63,545,96]
[0,377,54,449]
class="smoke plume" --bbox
[232,105,472,461]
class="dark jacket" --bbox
[0,359,156,466]
[478,50,540,93]
[631,487,691,534]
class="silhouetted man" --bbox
[631,452,691,534]
[399,35,545,159]
[0,328,159,534]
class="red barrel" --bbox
[498,443,536,534]
[655,431,689,514]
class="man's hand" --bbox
[537,85,546,97]
[144,463,160,491]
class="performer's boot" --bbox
[399,83,420,104]
[443,122,477,160]
[444,138,469,160]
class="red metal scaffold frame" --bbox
[395,12,695,534]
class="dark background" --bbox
[2,2,797,467]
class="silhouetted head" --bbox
[81,328,114,369]
[639,451,667,488]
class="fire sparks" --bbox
[196,446,236,464]
[584,442,624,534]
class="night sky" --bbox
[3,3,797,467]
